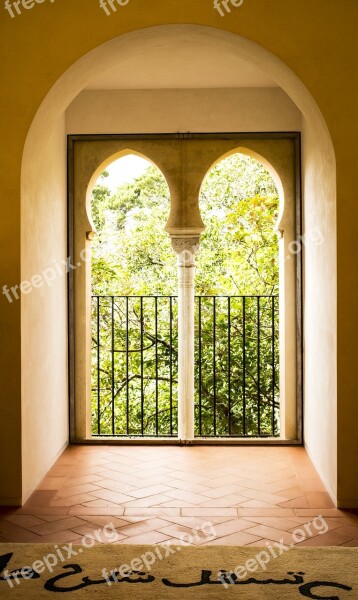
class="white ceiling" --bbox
[86,44,276,90]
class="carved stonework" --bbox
[170,236,200,266]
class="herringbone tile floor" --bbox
[1,446,357,546]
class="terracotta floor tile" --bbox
[51,493,98,507]
[276,486,303,500]
[70,524,127,541]
[242,516,305,531]
[304,492,335,509]
[94,479,136,494]
[182,508,238,517]
[237,507,296,517]
[242,524,295,545]
[278,496,310,508]
[166,471,209,483]
[90,489,135,504]
[206,530,262,545]
[288,518,342,534]
[0,445,349,545]
[62,474,105,487]
[161,537,193,546]
[156,523,211,545]
[204,476,243,488]
[47,466,73,477]
[81,499,126,508]
[329,514,358,525]
[295,529,356,546]
[68,506,125,516]
[14,506,69,516]
[163,489,209,504]
[24,491,57,507]
[267,478,299,493]
[28,517,89,536]
[38,477,67,490]
[245,538,279,547]
[126,484,172,499]
[163,479,211,494]
[239,489,288,505]
[239,500,277,508]
[124,507,180,517]
[209,518,253,539]
[67,466,105,476]
[132,475,178,487]
[116,517,172,537]
[199,494,248,507]
[0,520,42,542]
[156,500,196,508]
[76,515,130,528]
[124,494,172,507]
[32,531,85,544]
[1,515,47,528]
[298,478,327,492]
[294,508,358,518]
[330,524,358,539]
[160,516,232,529]
[340,539,358,547]
[37,514,75,522]
[201,484,246,498]
[56,483,101,498]
[114,531,172,545]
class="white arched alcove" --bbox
[21,25,337,504]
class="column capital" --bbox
[170,236,200,266]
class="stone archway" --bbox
[21,25,337,501]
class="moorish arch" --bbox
[20,25,337,502]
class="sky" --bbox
[99,154,151,193]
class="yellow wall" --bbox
[0,0,357,505]
[21,115,69,501]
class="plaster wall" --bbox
[21,115,69,503]
[302,118,338,503]
[66,88,302,134]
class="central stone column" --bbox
[171,237,200,441]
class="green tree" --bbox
[90,155,279,437]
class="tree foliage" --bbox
[91,154,280,437]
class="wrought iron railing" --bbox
[92,295,279,438]
[195,296,279,438]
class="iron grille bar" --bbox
[257,296,261,436]
[97,296,100,436]
[111,297,115,436]
[198,296,202,436]
[213,297,217,437]
[141,296,144,436]
[228,297,232,436]
[170,296,173,436]
[92,294,279,439]
[272,295,276,436]
[155,297,159,436]
[243,296,246,436]
[126,296,129,436]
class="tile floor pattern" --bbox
[1,446,358,547]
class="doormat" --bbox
[0,544,357,598]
